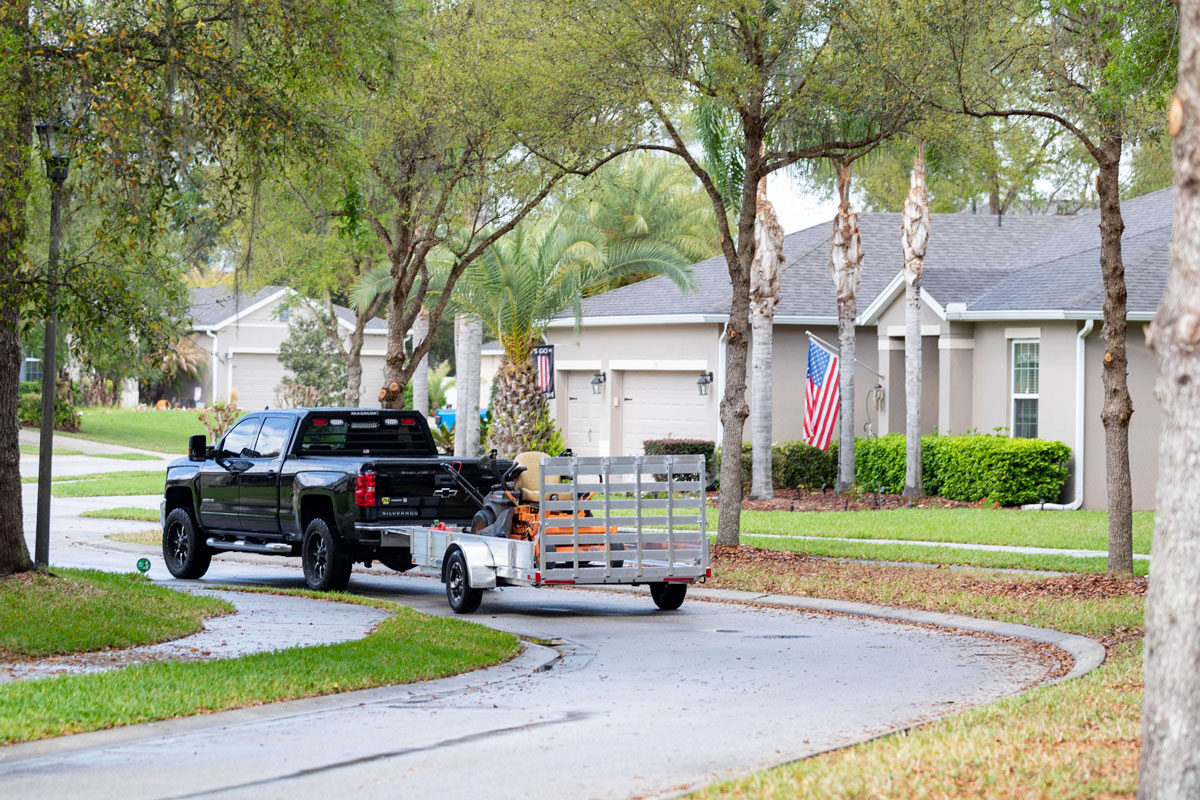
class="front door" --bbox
[198,417,262,530]
[237,416,294,533]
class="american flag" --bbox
[533,345,555,398]
[803,340,840,450]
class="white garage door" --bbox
[620,371,712,455]
[562,371,605,456]
[228,353,286,411]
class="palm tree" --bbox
[573,153,721,293]
[749,175,784,500]
[453,212,695,457]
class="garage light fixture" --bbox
[590,371,607,395]
[697,371,714,396]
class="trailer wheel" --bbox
[302,517,352,592]
[445,549,483,614]
[650,582,687,611]
[162,507,212,579]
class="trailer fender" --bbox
[442,542,497,589]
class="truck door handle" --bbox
[264,470,277,479]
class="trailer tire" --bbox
[445,549,483,614]
[162,507,212,579]
[650,582,687,611]
[302,517,352,592]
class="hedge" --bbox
[643,438,716,485]
[17,391,82,431]
[709,433,1070,506]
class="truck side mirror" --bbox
[188,434,208,462]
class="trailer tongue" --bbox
[407,454,710,613]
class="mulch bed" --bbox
[708,487,980,512]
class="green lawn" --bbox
[716,506,1154,553]
[57,408,213,454]
[0,569,231,658]
[89,452,164,461]
[0,591,519,744]
[19,445,86,456]
[83,507,161,522]
[18,470,166,497]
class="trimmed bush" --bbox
[18,392,82,431]
[644,438,716,485]
[713,440,837,490]
[854,433,1069,505]
[19,381,40,395]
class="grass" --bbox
[19,445,85,456]
[57,408,212,454]
[107,529,161,545]
[738,533,1151,577]
[689,553,1145,799]
[83,507,160,523]
[714,506,1154,554]
[88,452,164,461]
[18,470,165,497]
[0,590,520,744]
[0,568,232,659]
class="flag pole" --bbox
[805,330,884,379]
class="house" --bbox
[183,286,389,410]
[544,187,1172,510]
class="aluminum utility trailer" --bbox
[405,454,710,613]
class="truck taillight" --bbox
[355,472,376,507]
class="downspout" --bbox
[1023,318,1094,510]
[205,328,218,406]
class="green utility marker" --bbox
[136,558,151,574]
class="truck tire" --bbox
[302,517,352,592]
[649,582,687,611]
[445,549,482,614]
[378,549,414,572]
[162,507,212,579]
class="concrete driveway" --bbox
[2,448,1080,800]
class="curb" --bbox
[595,584,1106,684]
[0,642,559,764]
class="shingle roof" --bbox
[188,286,387,332]
[573,187,1173,322]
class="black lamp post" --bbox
[33,119,70,569]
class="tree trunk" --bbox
[345,344,363,407]
[714,132,764,547]
[1096,140,1135,576]
[411,307,430,416]
[901,147,929,498]
[0,2,32,576]
[487,349,545,458]
[749,176,782,500]
[454,314,483,457]
[1139,22,1200,793]
[829,163,863,492]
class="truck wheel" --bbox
[445,549,482,614]
[649,582,687,611]
[471,507,498,534]
[302,517,352,592]
[162,507,212,579]
[378,549,413,572]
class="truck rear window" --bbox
[297,413,435,456]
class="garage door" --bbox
[562,371,605,456]
[228,353,286,410]
[620,371,712,455]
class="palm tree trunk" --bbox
[1097,135,1134,576]
[411,307,429,415]
[829,163,863,492]
[749,175,783,500]
[1139,28,1200,792]
[487,350,545,458]
[453,314,483,457]
[901,146,930,498]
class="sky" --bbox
[766,170,839,234]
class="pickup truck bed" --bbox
[161,407,508,591]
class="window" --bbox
[20,357,42,383]
[1011,340,1039,439]
[252,417,294,459]
[220,418,263,459]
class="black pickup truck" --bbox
[161,407,508,591]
